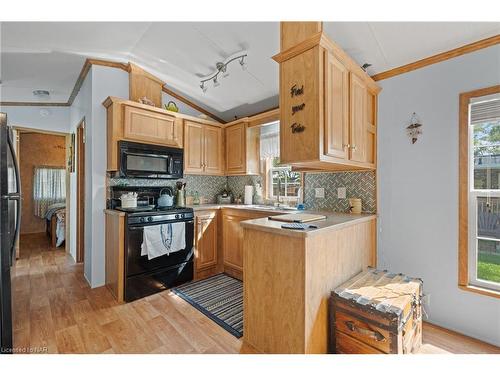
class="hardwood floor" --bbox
[11,233,500,354]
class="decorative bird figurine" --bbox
[361,63,372,72]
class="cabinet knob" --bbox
[343,144,350,149]
[351,145,357,150]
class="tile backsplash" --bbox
[109,170,376,212]
[227,175,262,200]
[108,175,227,203]
[303,171,376,213]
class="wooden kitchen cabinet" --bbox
[222,212,245,276]
[195,210,219,278]
[274,26,380,172]
[204,125,224,174]
[324,51,349,160]
[225,121,260,175]
[221,208,280,280]
[184,120,224,176]
[349,73,368,163]
[184,121,204,174]
[104,210,126,303]
[103,97,222,172]
[123,104,183,148]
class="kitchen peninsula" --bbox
[241,212,376,354]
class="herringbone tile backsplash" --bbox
[303,171,376,213]
[227,175,262,200]
[108,175,227,203]
[109,171,376,212]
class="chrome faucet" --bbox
[276,179,283,206]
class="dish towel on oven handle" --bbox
[141,222,186,260]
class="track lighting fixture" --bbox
[199,52,248,93]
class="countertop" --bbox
[239,211,376,238]
[186,203,302,215]
[103,204,298,216]
[104,205,376,237]
[103,209,126,217]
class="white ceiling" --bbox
[1,22,499,121]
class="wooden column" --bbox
[280,22,323,51]
[129,63,164,107]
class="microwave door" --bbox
[124,152,170,176]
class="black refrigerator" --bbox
[0,112,21,353]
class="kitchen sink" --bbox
[246,204,298,211]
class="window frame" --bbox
[459,84,500,299]
[266,161,302,200]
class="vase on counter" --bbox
[176,180,186,207]
[176,189,185,207]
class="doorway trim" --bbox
[76,119,85,263]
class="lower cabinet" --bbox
[222,213,246,277]
[194,210,220,279]
[104,210,126,303]
[195,208,280,281]
[221,209,278,280]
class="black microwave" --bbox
[119,141,183,179]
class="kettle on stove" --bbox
[157,187,174,207]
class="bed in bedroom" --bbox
[45,203,66,247]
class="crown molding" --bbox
[371,34,500,81]
[1,58,226,123]
[0,101,68,107]
[3,33,497,113]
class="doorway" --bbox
[14,127,71,256]
[76,120,85,263]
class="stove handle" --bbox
[128,219,194,228]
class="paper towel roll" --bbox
[244,185,253,205]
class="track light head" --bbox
[239,56,247,71]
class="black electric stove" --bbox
[110,186,194,302]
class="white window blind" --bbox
[470,94,500,125]
[33,166,66,218]
[260,121,280,159]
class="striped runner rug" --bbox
[171,273,243,338]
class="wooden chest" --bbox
[330,268,423,354]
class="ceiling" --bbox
[1,22,499,121]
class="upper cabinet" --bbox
[184,120,224,176]
[123,104,182,147]
[204,125,225,175]
[274,22,380,171]
[103,97,222,172]
[225,121,260,175]
[324,51,349,161]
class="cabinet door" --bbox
[196,213,218,270]
[222,214,244,272]
[225,123,246,174]
[123,105,177,146]
[184,121,204,174]
[349,73,368,163]
[365,90,377,166]
[172,117,184,148]
[204,126,224,175]
[324,52,349,160]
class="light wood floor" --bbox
[11,233,500,354]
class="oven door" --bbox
[121,151,172,178]
[126,219,194,277]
